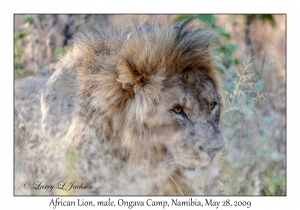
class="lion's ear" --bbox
[116,59,141,98]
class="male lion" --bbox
[15,20,225,195]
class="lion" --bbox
[14,19,225,195]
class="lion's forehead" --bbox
[161,71,218,107]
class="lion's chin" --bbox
[182,165,220,180]
[183,169,199,179]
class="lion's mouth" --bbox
[181,164,209,171]
[181,165,209,171]
[182,166,196,171]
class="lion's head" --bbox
[59,20,225,194]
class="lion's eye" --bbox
[173,106,183,114]
[209,102,217,111]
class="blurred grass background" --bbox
[14,14,286,195]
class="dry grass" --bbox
[14,14,286,195]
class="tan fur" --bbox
[15,20,225,195]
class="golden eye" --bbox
[173,106,183,114]
[209,102,217,111]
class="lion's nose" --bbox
[207,146,224,160]
[198,145,224,161]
